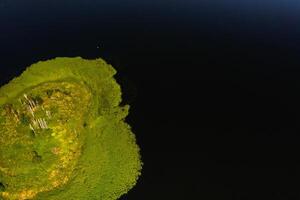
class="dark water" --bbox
[1,0,300,199]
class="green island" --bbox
[0,57,142,200]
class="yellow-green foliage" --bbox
[0,57,142,200]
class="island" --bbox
[0,57,142,200]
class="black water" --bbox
[1,0,300,199]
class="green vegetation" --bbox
[0,57,142,200]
